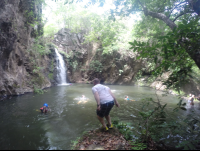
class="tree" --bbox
[44,1,133,53]
[45,0,200,89]
[104,0,200,90]
[110,0,200,66]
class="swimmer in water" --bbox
[124,96,130,101]
[40,103,50,113]
[77,95,89,104]
[124,96,135,101]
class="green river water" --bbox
[0,84,199,150]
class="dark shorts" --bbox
[96,101,114,118]
[40,109,47,113]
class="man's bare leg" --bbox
[105,115,111,126]
[97,116,106,128]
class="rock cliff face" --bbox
[0,0,54,97]
[53,28,143,85]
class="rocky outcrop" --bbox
[53,28,143,84]
[0,0,55,97]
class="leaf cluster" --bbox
[130,18,200,91]
[137,97,200,150]
[113,120,133,140]
[89,60,103,73]
[44,1,133,54]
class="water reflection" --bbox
[54,85,68,117]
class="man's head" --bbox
[43,103,48,107]
[93,78,100,85]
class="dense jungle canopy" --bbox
[42,0,200,91]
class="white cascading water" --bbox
[55,48,68,85]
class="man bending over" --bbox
[92,78,120,131]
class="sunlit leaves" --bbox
[129,17,200,90]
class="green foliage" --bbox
[59,50,71,59]
[29,38,51,56]
[84,16,131,53]
[48,73,53,80]
[89,60,103,73]
[71,60,78,70]
[189,65,200,85]
[70,130,90,150]
[33,66,44,73]
[135,95,200,150]
[33,85,44,94]
[113,120,133,140]
[43,1,133,54]
[130,141,147,150]
[111,0,197,23]
[171,89,185,96]
[31,74,45,86]
[135,70,143,81]
[130,18,200,91]
[71,137,80,150]
[48,59,54,80]
[44,23,59,37]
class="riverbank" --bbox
[71,128,132,150]
[71,126,162,150]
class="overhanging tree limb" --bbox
[168,1,187,17]
[137,0,177,30]
[173,10,195,22]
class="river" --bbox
[0,84,199,149]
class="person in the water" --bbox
[77,95,88,104]
[124,96,130,101]
[124,96,135,101]
[40,103,50,113]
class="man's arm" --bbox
[109,89,120,107]
[43,106,46,112]
[94,92,101,110]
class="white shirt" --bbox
[92,84,114,104]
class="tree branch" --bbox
[168,1,188,17]
[137,0,177,30]
[173,10,195,22]
[156,0,167,13]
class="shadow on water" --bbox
[0,84,199,149]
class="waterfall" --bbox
[55,48,68,85]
